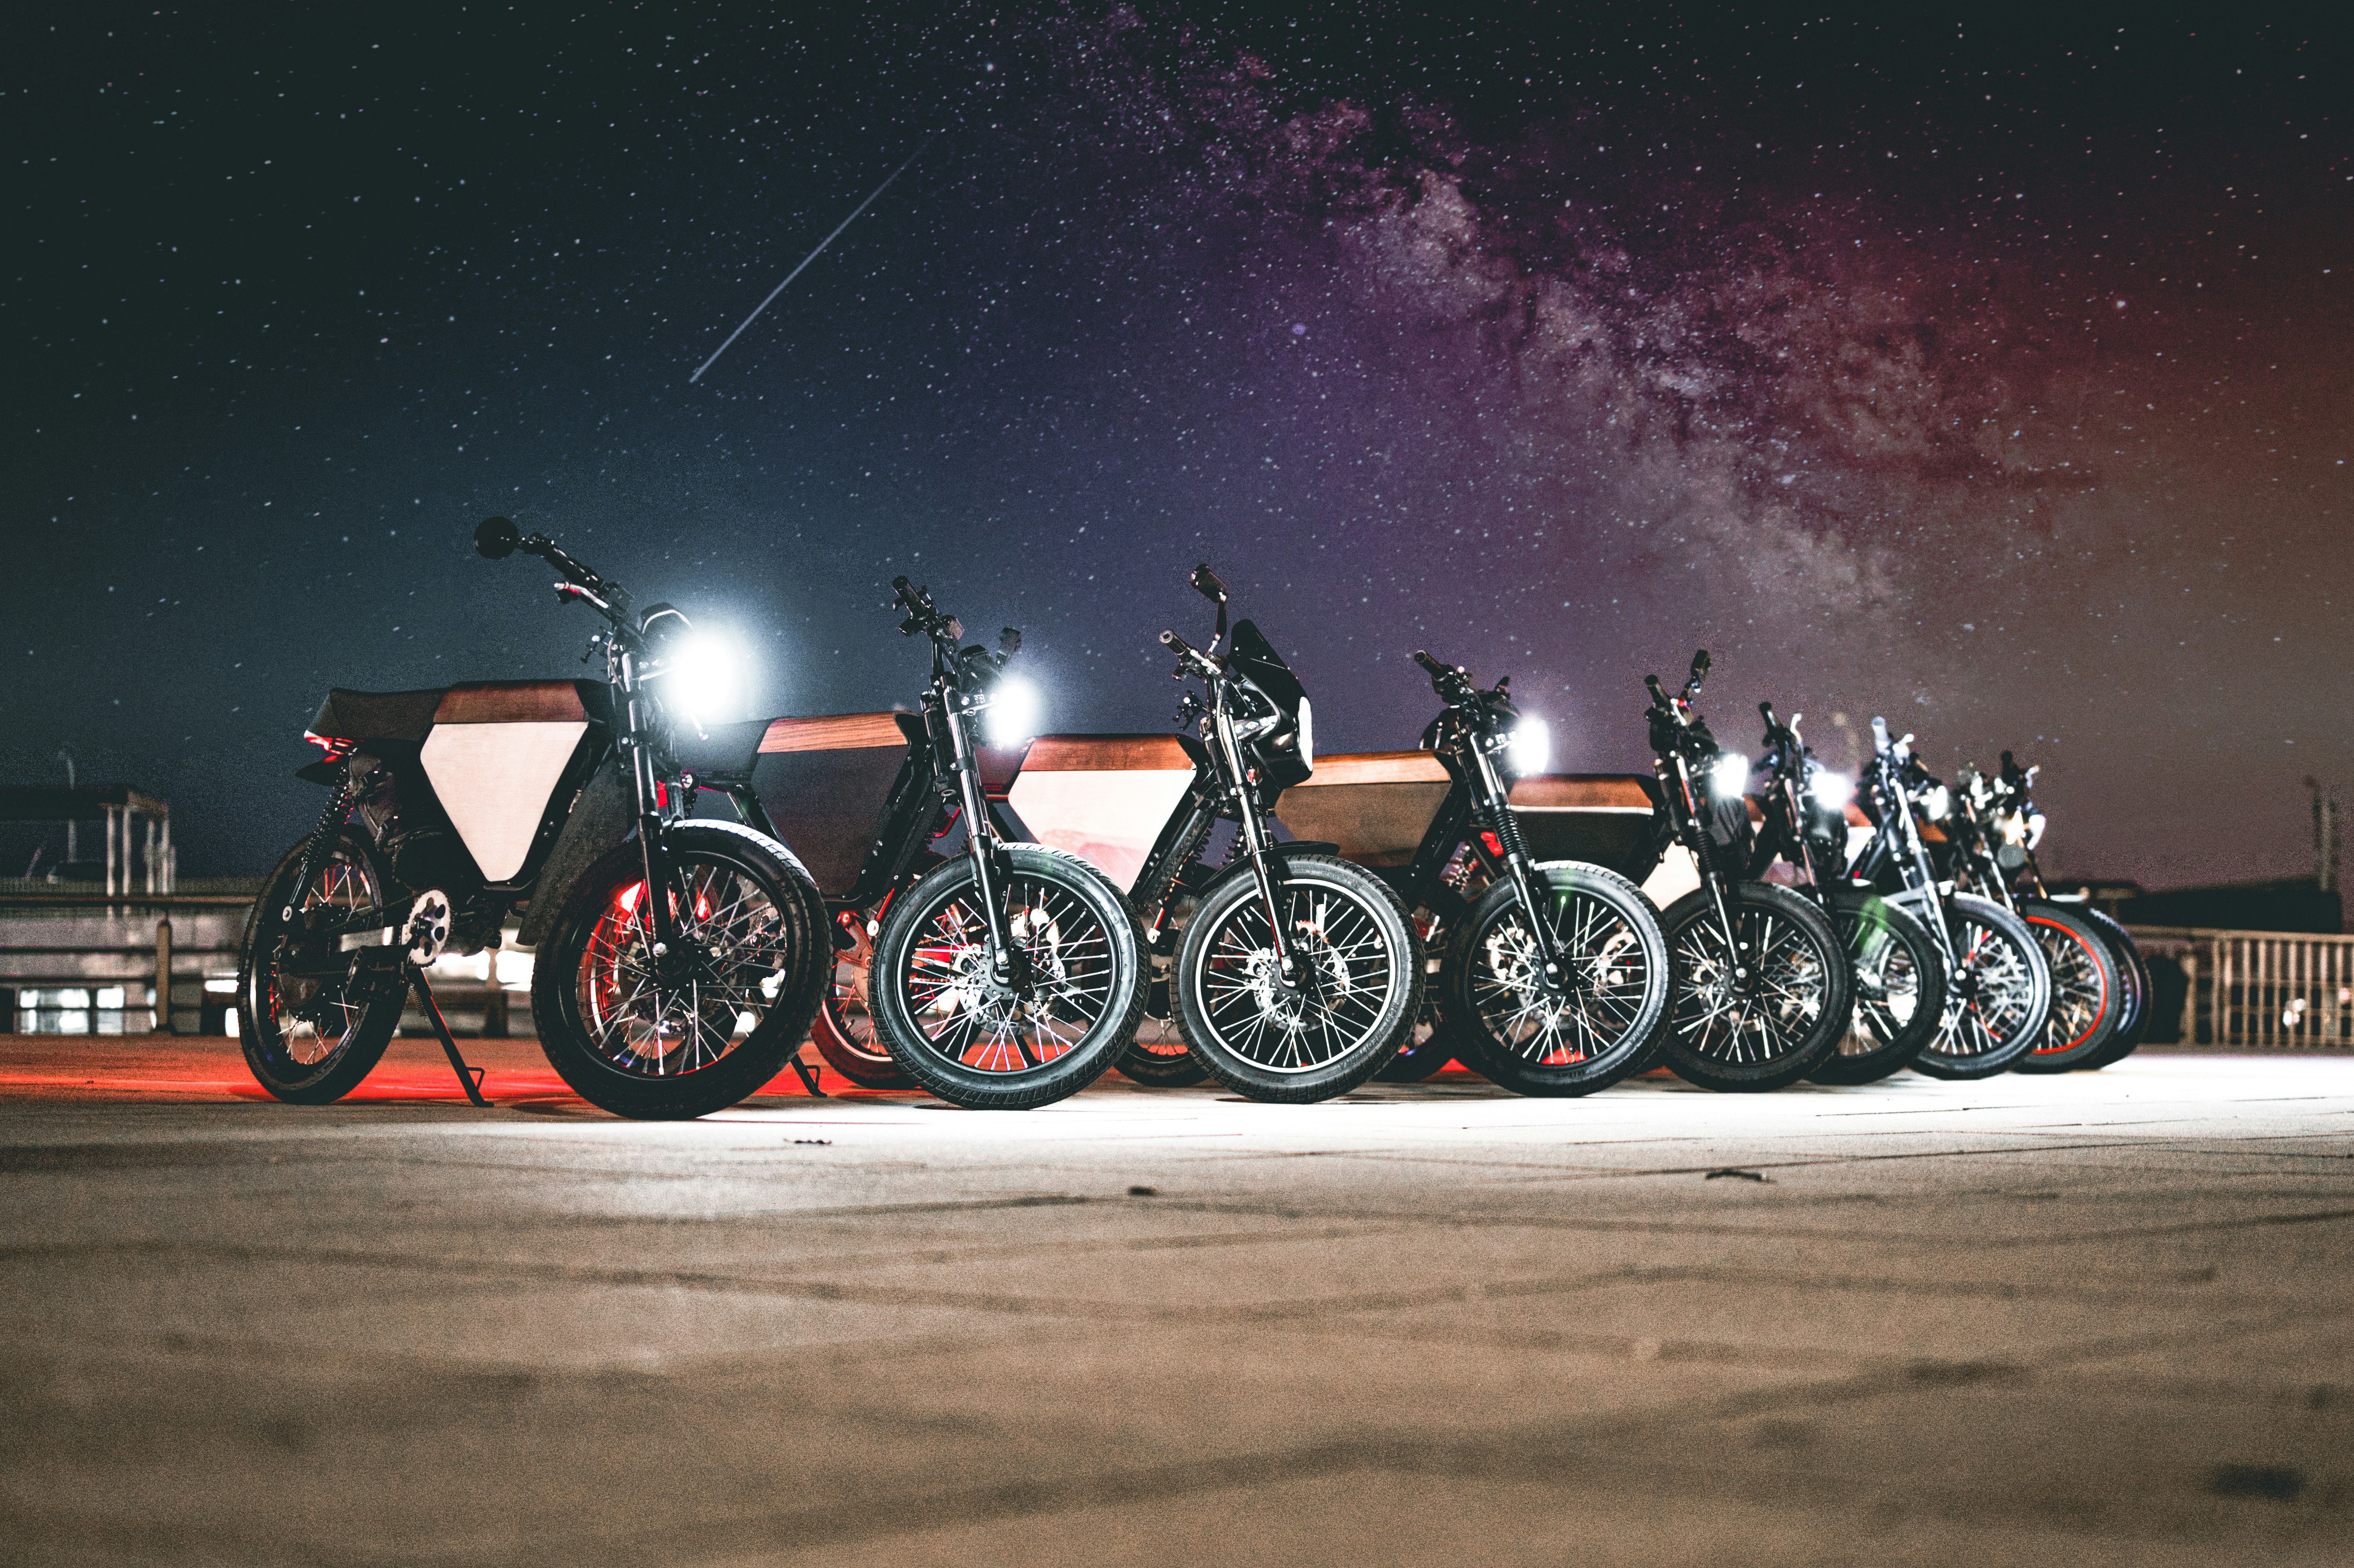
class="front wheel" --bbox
[1897,891,2052,1080]
[871,845,1145,1109]
[531,822,829,1119]
[1174,855,1422,1103]
[1439,863,1670,1097]
[2012,900,2126,1074]
[1656,881,1853,1092]
[1807,887,1949,1086]
[238,830,406,1103]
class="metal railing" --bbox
[2126,926,2354,1050]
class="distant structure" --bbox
[0,786,175,895]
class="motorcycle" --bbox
[1748,703,1948,1085]
[860,578,1147,1109]
[1848,719,2051,1078]
[1946,752,2148,1072]
[1640,651,1853,1090]
[1109,566,1423,1101]
[236,517,829,1119]
[1316,652,1671,1094]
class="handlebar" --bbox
[1161,629,1222,678]
[476,516,632,626]
[1645,673,1674,714]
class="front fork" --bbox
[620,657,682,957]
[943,695,1023,985]
[1671,755,1752,983]
[1214,707,1299,985]
[1471,744,1570,993]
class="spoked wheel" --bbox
[1808,887,1948,1085]
[1377,904,1467,1083]
[871,845,1145,1109]
[1440,863,1670,1096]
[2012,900,2124,1074]
[1174,855,1422,1103]
[808,904,913,1089]
[533,822,829,1119]
[238,829,406,1103]
[1119,1007,1212,1086]
[1899,891,2052,1080]
[1656,881,1853,1091]
[2076,908,2152,1069]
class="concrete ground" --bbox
[1,1037,2349,1566]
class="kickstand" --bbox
[788,1050,827,1098]
[409,967,491,1107]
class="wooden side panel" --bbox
[1508,773,1661,883]
[759,711,912,754]
[434,682,589,725]
[1019,734,1195,773]
[1276,752,1453,868]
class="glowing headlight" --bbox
[655,630,748,728]
[1809,769,1856,811]
[987,675,1042,747]
[1295,697,1314,770]
[1710,751,1752,800]
[1920,784,1952,822]
[1508,716,1551,776]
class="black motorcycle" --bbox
[1946,752,2147,1073]
[860,578,1147,1110]
[237,517,829,1119]
[1642,652,1853,1090]
[1749,703,1948,1085]
[1360,652,1674,1094]
[1849,718,2051,1078]
[1117,566,1424,1101]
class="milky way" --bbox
[6,5,2347,888]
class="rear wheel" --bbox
[2013,900,2125,1074]
[1377,904,1467,1082]
[1898,892,2052,1080]
[808,905,913,1089]
[1119,1006,1212,1086]
[871,846,1145,1109]
[532,823,829,1119]
[238,830,405,1103]
[1174,855,1422,1103]
[1807,888,1948,1085]
[2076,909,2152,1069]
[1440,864,1669,1096]
[1656,881,1852,1092]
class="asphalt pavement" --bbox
[1,1036,2349,1565]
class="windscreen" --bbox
[1227,620,1306,722]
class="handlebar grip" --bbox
[1870,715,1891,752]
[1758,700,1777,726]
[1413,650,1446,675]
[1644,673,1668,704]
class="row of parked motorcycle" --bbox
[234,518,2147,1118]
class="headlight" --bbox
[2026,812,2047,850]
[1809,769,1856,811]
[653,628,748,728]
[987,675,1042,747]
[1710,751,1751,800]
[1920,784,1952,822]
[1508,716,1551,776]
[1295,697,1314,770]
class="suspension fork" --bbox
[1890,786,1964,976]
[941,687,1021,980]
[1470,743,1570,989]
[1671,753,1751,981]
[1213,703,1299,983]
[617,650,682,954]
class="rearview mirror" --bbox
[475,516,520,560]
[1689,648,1712,685]
[1190,563,1227,605]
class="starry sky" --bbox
[7,3,2348,887]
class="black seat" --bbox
[308,687,448,745]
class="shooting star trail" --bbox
[688,134,935,384]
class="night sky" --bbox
[7,4,2347,888]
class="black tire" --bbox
[1173,854,1422,1103]
[871,845,1145,1110]
[808,904,914,1089]
[1896,891,2052,1080]
[2013,900,2127,1074]
[2076,909,2152,1069]
[531,822,829,1119]
[1119,1007,1213,1086]
[1807,887,1950,1086]
[1439,862,1670,1097]
[1377,905,1465,1082]
[1656,881,1853,1092]
[238,830,405,1103]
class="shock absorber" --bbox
[280,761,363,926]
